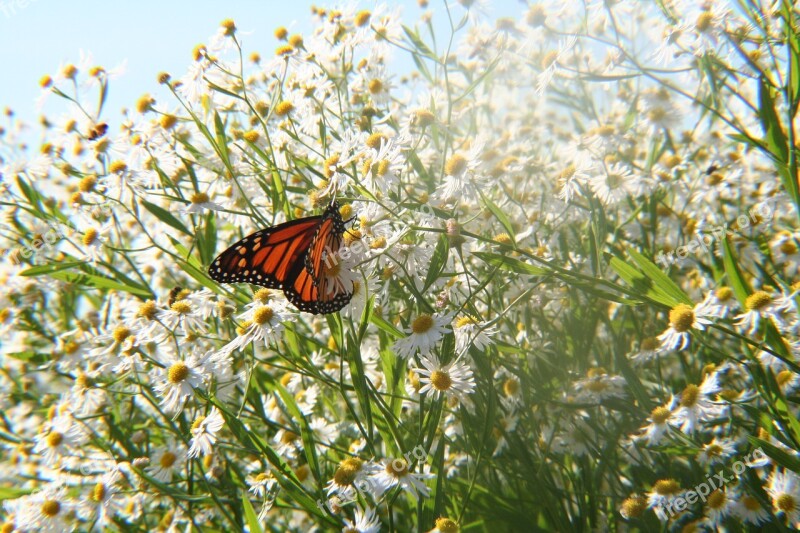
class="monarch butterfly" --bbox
[208,202,354,314]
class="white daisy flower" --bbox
[188,407,225,458]
[669,372,722,434]
[657,302,713,351]
[573,369,626,404]
[146,440,186,482]
[325,457,381,500]
[413,354,476,403]
[182,191,224,214]
[696,438,737,467]
[735,289,797,335]
[157,298,207,335]
[152,352,209,414]
[4,483,76,533]
[453,316,497,353]
[766,469,800,524]
[370,457,434,500]
[393,312,453,359]
[733,493,770,525]
[341,505,381,533]
[32,414,85,467]
[221,302,294,353]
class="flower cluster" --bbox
[1,1,800,531]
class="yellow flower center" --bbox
[191,416,206,431]
[190,192,209,204]
[653,479,681,496]
[715,286,733,301]
[494,233,512,245]
[281,431,298,444]
[167,362,189,383]
[236,320,253,336]
[368,78,384,94]
[680,384,700,407]
[170,300,192,314]
[91,482,106,502]
[324,154,340,178]
[503,378,519,397]
[333,458,363,486]
[82,228,99,246]
[79,175,97,192]
[434,517,459,533]
[746,291,771,311]
[253,306,274,325]
[741,495,761,511]
[355,10,371,27]
[41,499,61,517]
[413,109,435,127]
[430,370,453,391]
[777,493,797,513]
[707,490,726,509]
[112,326,132,344]
[669,304,695,332]
[777,370,794,388]
[640,337,659,351]
[410,314,433,333]
[160,451,177,468]
[705,444,723,457]
[620,496,647,518]
[253,288,271,303]
[445,154,468,176]
[606,172,625,189]
[385,459,408,477]
[138,301,157,320]
[108,160,127,174]
[586,380,608,393]
[366,133,387,150]
[275,101,294,116]
[695,11,714,33]
[46,431,63,447]
[64,341,80,355]
[455,316,477,328]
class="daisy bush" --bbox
[2,1,800,531]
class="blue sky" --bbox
[0,0,523,131]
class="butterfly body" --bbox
[208,203,353,314]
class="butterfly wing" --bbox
[208,216,322,290]
[284,264,354,315]
[209,203,354,315]
[305,203,345,281]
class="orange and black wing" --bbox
[305,202,346,281]
[284,265,353,315]
[208,216,322,290]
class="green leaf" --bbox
[213,111,232,170]
[423,235,448,291]
[0,487,34,501]
[721,238,752,305]
[242,493,264,533]
[748,437,800,474]
[48,270,152,298]
[370,314,404,338]
[757,77,789,163]
[141,199,192,236]
[627,248,692,305]
[242,490,264,533]
[473,252,548,276]
[19,261,85,276]
[402,25,435,58]
[478,191,516,246]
